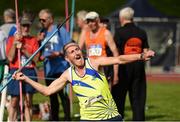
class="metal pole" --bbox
[70,0,75,38]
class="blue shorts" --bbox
[7,68,38,96]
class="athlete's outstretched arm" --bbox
[12,70,70,96]
[91,50,155,70]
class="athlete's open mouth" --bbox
[75,55,81,60]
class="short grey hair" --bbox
[39,9,54,18]
[119,7,134,20]
[77,10,88,21]
[3,8,15,19]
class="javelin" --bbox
[0,13,73,92]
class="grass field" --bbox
[125,81,180,120]
[2,80,180,121]
[31,80,180,121]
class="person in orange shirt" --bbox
[6,15,39,121]
[79,11,119,86]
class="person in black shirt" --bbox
[112,7,149,121]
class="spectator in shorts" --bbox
[6,15,39,121]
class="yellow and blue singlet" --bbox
[69,58,120,120]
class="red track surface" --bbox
[37,69,180,83]
[147,73,180,83]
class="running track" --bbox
[147,73,180,83]
[37,70,180,83]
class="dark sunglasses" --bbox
[21,24,30,27]
[86,19,96,24]
[39,18,47,23]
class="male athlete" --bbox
[13,42,155,120]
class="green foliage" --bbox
[75,0,125,16]
[0,0,66,16]
[0,0,179,18]
[149,0,180,17]
[0,0,124,17]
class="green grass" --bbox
[32,81,180,121]
[147,82,180,120]
[2,81,180,121]
[124,81,180,121]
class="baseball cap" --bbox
[20,16,32,25]
[85,11,99,20]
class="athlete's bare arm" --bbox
[90,50,155,71]
[13,69,71,96]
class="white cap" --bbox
[85,11,99,20]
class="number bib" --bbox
[21,55,32,67]
[88,45,102,56]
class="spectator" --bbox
[12,41,155,121]
[0,8,16,82]
[37,9,71,121]
[76,10,88,31]
[79,11,119,86]
[76,10,89,53]
[0,8,16,38]
[6,15,40,121]
[112,7,150,120]
[0,30,7,82]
